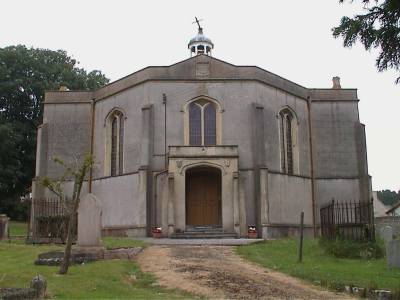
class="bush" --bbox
[0,196,29,221]
[319,238,384,259]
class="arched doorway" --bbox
[185,166,222,227]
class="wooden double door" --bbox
[185,167,222,226]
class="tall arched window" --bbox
[189,100,217,146]
[106,110,124,176]
[279,108,297,175]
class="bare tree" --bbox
[40,154,93,274]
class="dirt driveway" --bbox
[137,245,350,299]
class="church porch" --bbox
[162,145,246,238]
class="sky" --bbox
[1,0,399,192]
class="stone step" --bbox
[170,232,237,239]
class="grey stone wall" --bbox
[311,101,360,178]
[91,173,146,231]
[42,102,91,178]
[267,173,313,225]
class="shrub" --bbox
[319,238,384,259]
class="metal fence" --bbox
[320,199,375,241]
[31,198,76,243]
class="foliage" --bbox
[0,195,29,221]
[0,45,109,219]
[0,241,188,299]
[318,238,384,259]
[377,189,400,206]
[333,0,400,83]
[237,239,400,291]
[102,237,148,249]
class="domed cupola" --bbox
[188,17,214,57]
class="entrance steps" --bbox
[170,227,237,239]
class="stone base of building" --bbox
[101,226,146,237]
[262,224,314,239]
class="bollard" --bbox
[298,211,304,263]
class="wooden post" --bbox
[298,211,304,263]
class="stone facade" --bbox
[31,54,371,238]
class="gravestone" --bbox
[386,240,400,269]
[30,275,47,299]
[77,194,102,247]
[381,226,393,248]
[0,214,9,240]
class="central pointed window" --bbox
[189,101,216,146]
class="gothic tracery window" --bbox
[279,108,296,175]
[189,100,217,146]
[108,110,124,176]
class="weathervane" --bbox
[192,17,203,31]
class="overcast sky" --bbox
[2,0,399,192]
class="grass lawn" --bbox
[0,241,189,299]
[237,239,400,291]
[8,221,28,236]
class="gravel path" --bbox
[137,245,351,299]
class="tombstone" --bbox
[30,275,47,299]
[77,194,102,247]
[386,240,400,269]
[381,226,393,248]
[0,214,10,240]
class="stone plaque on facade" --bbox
[196,62,210,77]
[77,194,102,247]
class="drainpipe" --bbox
[88,97,96,193]
[163,93,167,169]
[307,96,317,237]
[153,93,168,228]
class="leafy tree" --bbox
[333,0,400,83]
[377,189,400,206]
[0,45,109,219]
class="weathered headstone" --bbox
[0,214,9,240]
[381,226,393,248]
[77,194,102,247]
[386,240,400,269]
[30,275,47,299]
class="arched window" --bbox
[106,110,124,176]
[279,108,297,175]
[188,100,217,146]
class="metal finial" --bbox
[192,17,203,31]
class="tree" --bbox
[333,0,400,83]
[0,45,109,218]
[41,154,94,275]
[377,189,400,206]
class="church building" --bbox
[32,24,371,238]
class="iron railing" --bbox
[30,198,76,243]
[320,199,375,241]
